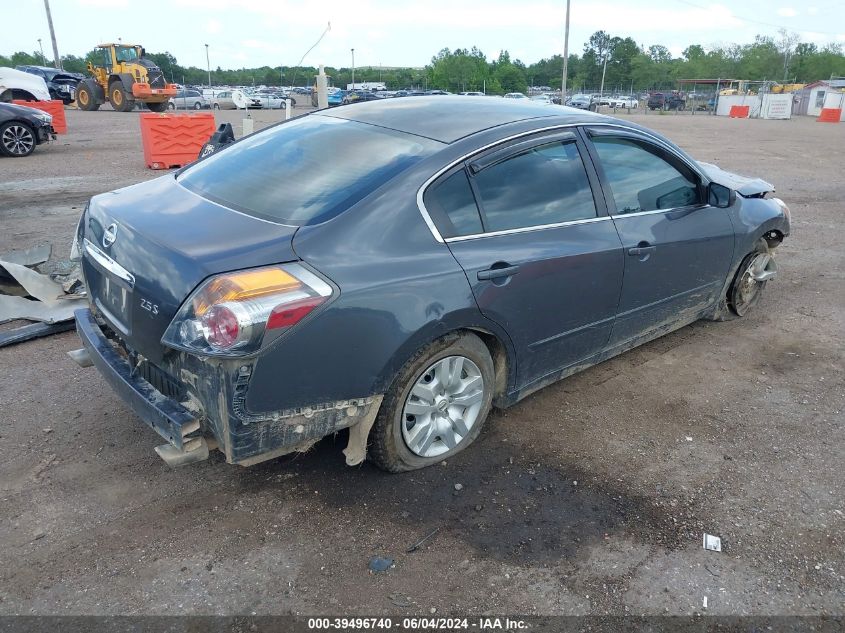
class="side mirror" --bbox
[708,182,735,208]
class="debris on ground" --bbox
[406,527,441,553]
[703,533,722,552]
[368,556,395,573]
[388,593,412,608]
[0,244,86,347]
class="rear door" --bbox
[582,127,735,347]
[423,130,624,390]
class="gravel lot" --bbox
[0,105,842,617]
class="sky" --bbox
[7,0,845,70]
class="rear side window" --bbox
[473,140,597,232]
[591,136,701,214]
[424,169,483,237]
[179,115,441,225]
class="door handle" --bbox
[477,265,520,281]
[627,244,656,256]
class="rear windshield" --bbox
[178,115,442,225]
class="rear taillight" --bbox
[162,263,333,357]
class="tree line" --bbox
[2,30,843,94]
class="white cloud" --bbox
[776,7,798,17]
[206,18,223,35]
[807,7,819,15]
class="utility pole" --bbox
[351,48,355,90]
[599,51,608,99]
[205,44,211,88]
[37,39,45,65]
[561,0,571,101]
[42,0,61,69]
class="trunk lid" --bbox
[81,175,298,362]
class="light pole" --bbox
[42,0,61,69]
[351,48,355,90]
[37,39,45,65]
[561,0,571,101]
[205,43,211,88]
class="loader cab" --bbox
[114,46,140,64]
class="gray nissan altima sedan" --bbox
[70,97,790,471]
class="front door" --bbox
[423,131,624,390]
[583,128,735,347]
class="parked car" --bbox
[503,92,528,99]
[425,90,451,95]
[567,94,596,111]
[15,65,82,104]
[610,95,639,108]
[342,90,385,105]
[0,66,52,102]
[251,92,296,109]
[648,92,686,111]
[459,91,485,96]
[327,89,346,107]
[70,97,790,472]
[530,94,553,103]
[168,88,209,110]
[0,101,55,157]
[212,89,262,110]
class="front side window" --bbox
[591,136,701,214]
[116,46,138,62]
[179,115,441,225]
[473,140,597,232]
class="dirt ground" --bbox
[0,105,842,617]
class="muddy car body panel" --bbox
[73,97,790,468]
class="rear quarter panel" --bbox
[242,155,518,413]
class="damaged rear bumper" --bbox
[74,307,383,467]
[74,308,201,451]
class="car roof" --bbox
[317,96,612,143]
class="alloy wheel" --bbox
[401,355,485,457]
[2,124,35,156]
[732,253,775,316]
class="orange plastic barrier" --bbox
[139,112,217,170]
[729,105,750,118]
[12,99,67,134]
[817,108,842,122]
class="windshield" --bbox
[115,46,139,62]
[178,115,442,225]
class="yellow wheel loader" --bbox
[75,44,177,112]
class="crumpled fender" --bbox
[697,161,774,197]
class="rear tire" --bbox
[76,80,100,111]
[147,101,169,113]
[368,332,494,473]
[193,101,202,110]
[213,103,220,110]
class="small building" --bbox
[793,79,845,116]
